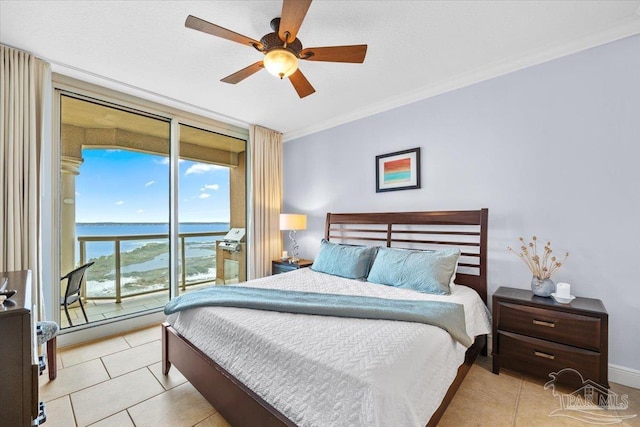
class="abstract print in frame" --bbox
[375,147,421,192]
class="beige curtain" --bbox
[0,45,51,318]
[248,124,283,279]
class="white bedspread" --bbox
[167,268,491,427]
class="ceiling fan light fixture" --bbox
[263,48,298,79]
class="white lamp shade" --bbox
[280,214,307,231]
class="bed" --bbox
[162,209,489,426]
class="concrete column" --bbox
[61,157,83,280]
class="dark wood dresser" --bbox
[492,286,608,388]
[0,270,42,426]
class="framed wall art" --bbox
[375,147,421,192]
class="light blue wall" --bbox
[283,34,640,373]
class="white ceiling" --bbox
[1,1,639,140]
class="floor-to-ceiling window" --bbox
[56,87,247,331]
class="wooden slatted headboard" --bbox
[324,209,489,303]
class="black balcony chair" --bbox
[60,261,94,326]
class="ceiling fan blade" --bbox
[278,0,312,43]
[186,15,264,50]
[289,69,315,98]
[300,45,368,63]
[221,61,264,84]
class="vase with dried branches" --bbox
[508,236,569,297]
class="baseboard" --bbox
[609,363,640,389]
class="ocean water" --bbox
[76,222,230,262]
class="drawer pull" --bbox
[533,319,555,328]
[534,350,555,360]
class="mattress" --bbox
[167,268,491,427]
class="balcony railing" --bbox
[78,231,226,303]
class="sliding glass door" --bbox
[60,95,172,328]
[58,91,247,330]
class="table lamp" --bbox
[279,213,307,263]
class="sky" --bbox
[76,149,231,223]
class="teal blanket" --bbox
[164,286,472,347]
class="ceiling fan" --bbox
[185,0,367,98]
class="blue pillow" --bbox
[311,239,378,280]
[366,247,460,295]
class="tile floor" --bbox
[439,357,639,427]
[40,324,228,427]
[40,325,640,427]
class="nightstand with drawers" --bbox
[492,286,608,389]
[271,259,313,275]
